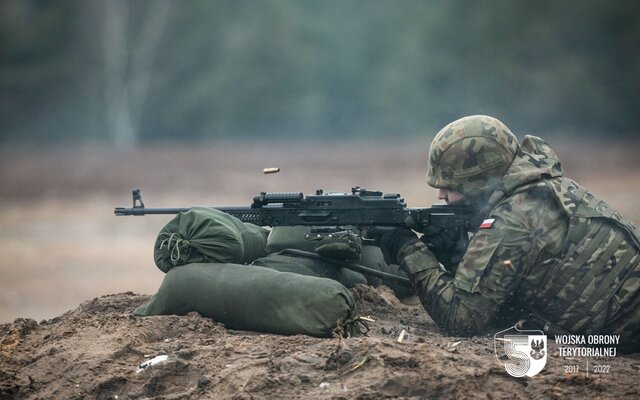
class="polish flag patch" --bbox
[479,218,496,229]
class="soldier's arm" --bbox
[399,201,541,335]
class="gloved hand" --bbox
[421,228,468,272]
[367,227,419,265]
[313,230,362,263]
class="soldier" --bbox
[376,115,640,352]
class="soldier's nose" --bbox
[437,189,449,202]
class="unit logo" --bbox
[494,325,547,377]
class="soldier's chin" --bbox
[446,198,467,206]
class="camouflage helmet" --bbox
[427,115,519,198]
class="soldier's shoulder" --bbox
[499,182,562,210]
[492,188,563,228]
[494,190,541,214]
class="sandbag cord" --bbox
[346,317,370,337]
[159,233,190,262]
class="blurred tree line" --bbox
[1,0,638,148]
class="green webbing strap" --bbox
[571,249,640,332]
[539,221,610,309]
[585,191,601,212]
[570,185,589,212]
[558,229,625,325]
[568,229,624,301]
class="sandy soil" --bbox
[2,286,639,399]
[1,138,639,399]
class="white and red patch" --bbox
[479,218,496,229]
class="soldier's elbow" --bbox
[435,309,487,337]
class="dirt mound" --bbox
[1,287,639,399]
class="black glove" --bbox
[367,227,418,265]
[421,226,469,272]
[313,230,362,263]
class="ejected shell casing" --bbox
[263,167,280,174]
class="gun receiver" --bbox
[114,187,470,234]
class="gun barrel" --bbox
[114,207,193,216]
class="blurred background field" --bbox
[1,0,639,322]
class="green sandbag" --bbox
[134,263,361,338]
[154,207,268,272]
[251,252,367,288]
[265,226,318,253]
[265,226,361,258]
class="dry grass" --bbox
[1,137,639,322]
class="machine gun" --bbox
[115,187,472,282]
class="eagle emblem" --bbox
[530,338,545,360]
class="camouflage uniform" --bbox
[401,115,640,352]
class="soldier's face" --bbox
[437,188,465,204]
